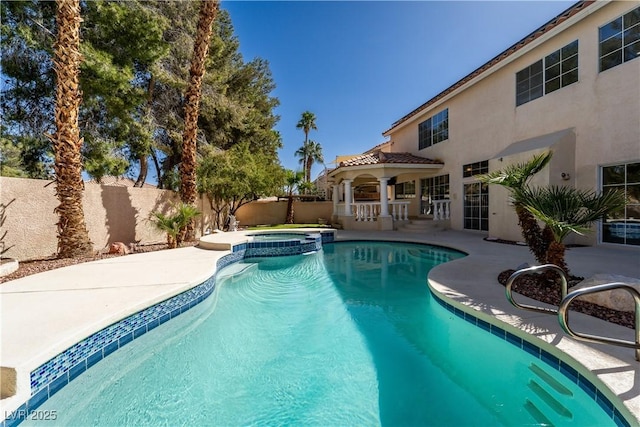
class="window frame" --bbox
[463,160,489,178]
[599,6,640,73]
[418,108,449,150]
[601,161,640,246]
[516,40,579,106]
[395,181,416,199]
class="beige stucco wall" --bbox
[0,177,333,260]
[235,200,333,226]
[0,177,181,260]
[385,1,640,244]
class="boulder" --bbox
[574,274,640,312]
[108,242,130,255]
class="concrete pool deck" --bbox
[1,229,639,423]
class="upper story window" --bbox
[599,6,640,72]
[418,108,448,150]
[516,40,579,106]
[463,160,489,178]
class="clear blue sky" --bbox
[222,0,576,180]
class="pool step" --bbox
[523,362,574,425]
[216,263,258,282]
[397,218,448,232]
[529,363,573,396]
[524,399,554,426]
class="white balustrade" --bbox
[390,201,410,221]
[432,200,450,220]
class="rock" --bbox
[108,242,130,255]
[574,274,640,312]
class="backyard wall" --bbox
[0,177,332,261]
[235,199,333,227]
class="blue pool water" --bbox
[23,242,617,426]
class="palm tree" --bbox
[304,140,324,186]
[50,0,93,258]
[518,186,626,274]
[284,169,304,224]
[477,151,553,264]
[179,0,219,241]
[151,202,201,249]
[295,111,317,180]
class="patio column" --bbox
[343,179,353,216]
[379,177,390,216]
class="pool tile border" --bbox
[2,232,334,427]
[431,291,631,427]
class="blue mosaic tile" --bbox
[4,403,28,427]
[614,408,632,427]
[596,390,615,417]
[27,388,48,411]
[506,331,522,348]
[559,360,578,383]
[540,350,560,370]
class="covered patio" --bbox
[327,150,450,231]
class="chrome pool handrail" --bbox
[505,264,568,315]
[558,282,640,361]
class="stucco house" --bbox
[329,0,639,247]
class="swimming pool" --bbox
[18,241,623,426]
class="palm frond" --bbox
[518,185,626,242]
[476,151,553,191]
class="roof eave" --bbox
[383,0,601,137]
[328,162,443,177]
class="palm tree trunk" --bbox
[50,0,93,258]
[286,196,294,224]
[515,204,549,264]
[545,240,569,276]
[179,0,219,240]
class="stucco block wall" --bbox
[0,177,333,260]
[236,200,333,226]
[0,177,180,261]
[386,1,640,243]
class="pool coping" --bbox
[1,229,638,426]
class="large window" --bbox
[395,181,415,199]
[420,175,449,215]
[464,182,489,231]
[599,6,640,72]
[516,40,579,106]
[418,109,449,150]
[463,160,489,178]
[602,162,640,246]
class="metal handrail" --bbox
[558,282,640,361]
[505,264,568,315]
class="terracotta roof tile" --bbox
[339,151,442,167]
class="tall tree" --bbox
[198,143,284,230]
[304,140,324,186]
[50,0,92,258]
[295,111,317,181]
[179,0,219,241]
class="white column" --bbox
[379,177,390,216]
[332,184,339,215]
[344,179,352,216]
